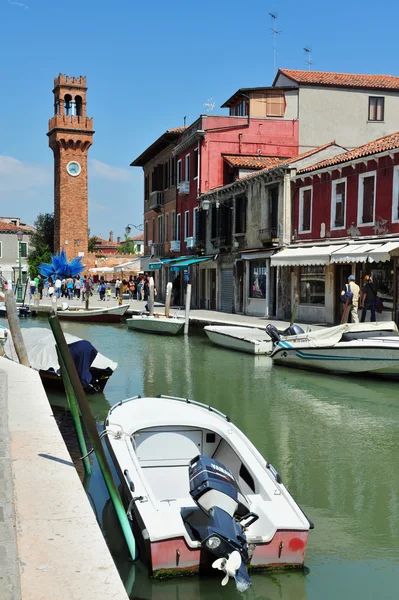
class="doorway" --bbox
[236,260,244,313]
[210,270,217,310]
[334,264,352,323]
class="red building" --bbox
[273,131,399,324]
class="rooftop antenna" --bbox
[269,13,281,73]
[184,116,187,126]
[304,47,313,70]
[204,98,215,112]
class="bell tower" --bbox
[47,74,94,260]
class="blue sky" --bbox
[1,0,398,240]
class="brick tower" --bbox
[47,74,94,261]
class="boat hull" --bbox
[272,343,399,378]
[39,366,113,393]
[57,304,129,323]
[205,326,272,355]
[126,317,184,335]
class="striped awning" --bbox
[271,245,346,266]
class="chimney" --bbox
[109,230,113,242]
[117,236,121,243]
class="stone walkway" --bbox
[0,370,21,600]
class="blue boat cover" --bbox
[68,340,98,389]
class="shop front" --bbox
[241,251,275,317]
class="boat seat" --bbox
[142,465,190,501]
[341,330,399,342]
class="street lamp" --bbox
[125,223,144,236]
[16,230,23,303]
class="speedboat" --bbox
[266,321,399,379]
[4,327,118,392]
[0,302,30,318]
[204,324,304,355]
[126,314,185,335]
[105,395,312,589]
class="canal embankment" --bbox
[0,357,128,600]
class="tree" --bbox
[27,213,54,277]
[88,236,99,252]
[117,235,137,255]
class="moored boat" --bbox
[204,326,273,354]
[105,395,312,588]
[266,321,399,379]
[57,303,129,323]
[4,327,118,392]
[126,315,184,335]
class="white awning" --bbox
[241,251,274,260]
[113,256,162,272]
[330,243,384,263]
[368,241,399,263]
[271,244,346,267]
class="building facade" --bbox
[0,221,31,284]
[48,74,94,261]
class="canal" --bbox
[8,317,399,599]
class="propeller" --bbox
[212,551,242,586]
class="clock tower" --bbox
[47,74,94,261]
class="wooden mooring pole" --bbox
[149,278,155,317]
[5,284,30,367]
[48,315,137,561]
[165,282,172,318]
[184,283,192,335]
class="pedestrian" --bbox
[38,275,44,300]
[143,276,150,301]
[115,278,121,298]
[74,276,82,299]
[66,276,74,300]
[129,279,135,300]
[341,274,360,323]
[137,276,144,301]
[61,278,67,298]
[29,276,36,300]
[106,286,112,301]
[34,274,39,292]
[99,281,106,301]
[55,277,62,299]
[48,282,55,299]
[361,275,377,322]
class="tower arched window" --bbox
[54,96,60,115]
[75,95,82,117]
[64,94,73,115]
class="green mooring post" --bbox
[56,347,91,475]
[48,315,137,561]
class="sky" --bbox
[1,0,399,240]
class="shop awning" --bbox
[368,241,399,263]
[170,257,214,272]
[330,243,385,263]
[271,244,346,267]
[241,250,274,260]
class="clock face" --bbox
[66,161,81,177]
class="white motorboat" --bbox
[57,303,130,323]
[105,395,312,588]
[205,326,277,354]
[266,321,399,379]
[126,314,185,335]
[4,327,118,392]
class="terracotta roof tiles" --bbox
[223,155,285,169]
[0,221,24,232]
[277,69,399,90]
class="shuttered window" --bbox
[299,187,312,233]
[368,97,384,121]
[361,175,375,224]
[332,179,346,229]
[266,91,286,117]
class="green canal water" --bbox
[8,318,399,599]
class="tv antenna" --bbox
[204,98,215,112]
[269,13,281,73]
[304,47,313,70]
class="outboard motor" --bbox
[282,324,305,337]
[187,455,258,591]
[265,323,281,343]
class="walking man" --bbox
[341,274,360,323]
[55,277,62,299]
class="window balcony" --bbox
[259,227,279,243]
[185,236,196,249]
[177,181,190,195]
[149,191,164,212]
[170,240,180,252]
[151,242,164,257]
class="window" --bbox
[144,175,149,201]
[170,157,176,186]
[152,217,155,243]
[369,97,384,121]
[299,187,312,233]
[171,210,176,239]
[18,241,28,258]
[235,196,247,233]
[184,211,190,240]
[165,213,169,242]
[176,213,181,241]
[249,262,267,299]
[145,221,148,246]
[177,159,182,184]
[151,163,164,192]
[211,204,218,239]
[331,178,346,229]
[300,266,325,305]
[370,264,394,311]
[230,100,248,116]
[193,207,198,240]
[358,172,376,225]
[158,215,164,243]
[392,166,399,223]
[266,91,286,117]
[185,154,190,182]
[164,161,170,190]
[193,147,199,179]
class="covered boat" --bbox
[105,396,312,587]
[4,327,118,392]
[266,321,399,379]
[204,324,304,355]
[57,303,129,323]
[126,315,184,335]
